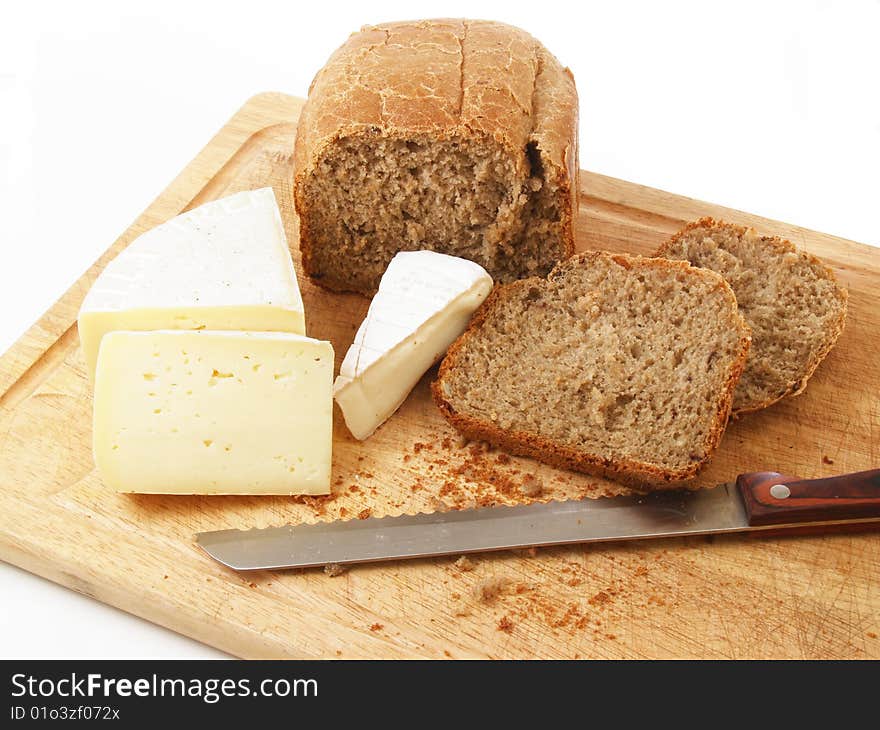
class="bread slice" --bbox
[293,19,579,295]
[432,251,751,489]
[655,218,847,415]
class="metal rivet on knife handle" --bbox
[770,484,791,499]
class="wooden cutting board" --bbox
[1,92,878,659]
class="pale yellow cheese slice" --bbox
[93,330,333,495]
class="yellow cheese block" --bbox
[93,330,333,495]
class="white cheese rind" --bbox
[78,188,305,381]
[333,251,493,440]
[93,330,333,495]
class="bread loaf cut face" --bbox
[293,19,579,295]
[656,218,848,415]
[433,252,751,490]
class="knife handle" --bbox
[737,469,880,527]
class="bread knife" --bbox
[196,469,880,571]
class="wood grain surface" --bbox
[1,93,878,659]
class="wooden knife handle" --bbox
[737,469,880,526]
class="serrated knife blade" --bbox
[196,484,741,571]
[195,469,880,571]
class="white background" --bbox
[1,0,878,658]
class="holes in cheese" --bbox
[93,330,334,495]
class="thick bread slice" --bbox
[656,218,847,415]
[293,19,578,295]
[432,252,751,490]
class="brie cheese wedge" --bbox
[334,251,493,440]
[78,188,305,381]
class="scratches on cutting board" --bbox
[1,94,878,658]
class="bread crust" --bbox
[293,19,578,294]
[432,251,752,491]
[655,217,848,417]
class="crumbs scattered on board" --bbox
[401,436,628,511]
[293,492,339,517]
[442,549,669,641]
[288,425,627,531]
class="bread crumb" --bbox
[369,623,383,632]
[454,555,475,572]
[867,631,878,639]
[822,455,835,465]
[295,492,338,516]
[497,615,515,633]
[324,563,347,577]
[451,595,471,617]
[513,546,538,558]
[443,650,452,658]
[431,496,450,513]
[520,473,543,497]
[473,576,509,602]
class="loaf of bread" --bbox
[432,252,751,489]
[293,19,579,295]
[656,218,847,415]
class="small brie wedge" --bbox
[334,251,493,440]
[78,188,305,381]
